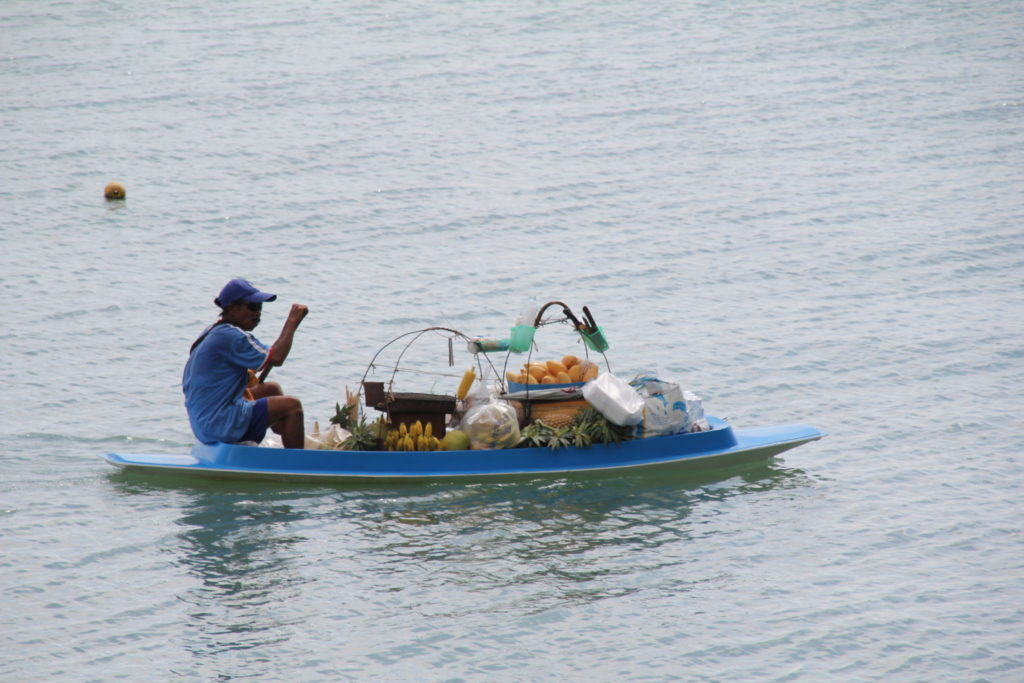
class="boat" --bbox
[107,302,825,482]
[99,416,823,482]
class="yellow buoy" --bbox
[104,181,126,200]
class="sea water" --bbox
[2,0,1022,680]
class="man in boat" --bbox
[182,278,309,448]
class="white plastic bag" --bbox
[582,372,644,426]
[320,423,351,450]
[683,391,710,432]
[460,396,521,450]
[259,432,283,448]
[632,374,687,438]
[303,422,352,450]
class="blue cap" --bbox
[215,278,278,308]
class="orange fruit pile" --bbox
[506,355,599,385]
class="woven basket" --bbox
[528,400,590,428]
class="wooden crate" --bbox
[363,382,456,437]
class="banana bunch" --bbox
[384,420,443,451]
[506,355,599,386]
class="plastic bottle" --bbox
[515,300,539,328]
[466,337,510,353]
[509,300,539,353]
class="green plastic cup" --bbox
[509,325,536,353]
[581,326,609,353]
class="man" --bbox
[183,278,309,448]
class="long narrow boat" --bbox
[100,416,823,482]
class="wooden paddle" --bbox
[257,363,274,384]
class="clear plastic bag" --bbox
[630,374,711,435]
[460,395,521,450]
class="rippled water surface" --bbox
[2,0,1022,680]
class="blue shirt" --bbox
[182,323,269,444]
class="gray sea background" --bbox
[2,0,1022,680]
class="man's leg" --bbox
[266,395,304,448]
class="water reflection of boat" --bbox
[100,417,823,483]
[102,457,815,645]
[172,492,307,668]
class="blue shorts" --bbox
[240,398,270,443]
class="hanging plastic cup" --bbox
[581,326,609,353]
[508,325,536,353]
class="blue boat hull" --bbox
[100,417,824,482]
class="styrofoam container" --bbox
[582,373,644,426]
